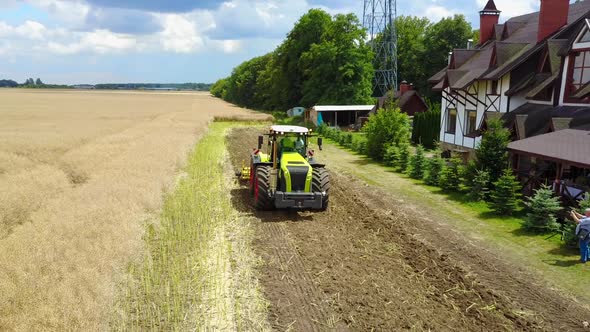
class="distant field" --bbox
[0,89,269,330]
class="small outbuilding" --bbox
[287,107,305,117]
[376,81,428,116]
[306,105,376,128]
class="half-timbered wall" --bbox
[439,73,511,150]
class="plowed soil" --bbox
[227,127,590,331]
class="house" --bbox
[306,105,376,128]
[287,107,305,117]
[429,0,590,200]
[376,81,428,116]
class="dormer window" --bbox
[570,51,590,92]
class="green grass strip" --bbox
[113,122,269,331]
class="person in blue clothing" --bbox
[571,208,590,263]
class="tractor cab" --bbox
[241,125,329,211]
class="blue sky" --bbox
[0,0,542,84]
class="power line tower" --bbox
[363,0,398,97]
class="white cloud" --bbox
[425,5,457,21]
[215,39,242,53]
[15,20,47,40]
[475,0,537,20]
[27,0,90,27]
[156,13,206,53]
[46,30,138,54]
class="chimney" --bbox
[479,0,501,45]
[537,0,569,42]
[400,80,410,95]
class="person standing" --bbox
[571,208,590,263]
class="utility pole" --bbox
[363,0,398,97]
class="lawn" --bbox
[320,139,590,305]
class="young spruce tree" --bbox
[408,145,427,179]
[439,157,462,191]
[523,184,562,233]
[490,168,521,215]
[424,153,444,186]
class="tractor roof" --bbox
[270,125,310,134]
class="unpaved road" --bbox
[227,127,590,331]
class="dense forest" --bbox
[212,9,476,111]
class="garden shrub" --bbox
[363,107,410,161]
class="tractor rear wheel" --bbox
[254,165,274,210]
[312,167,330,210]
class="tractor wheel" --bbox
[312,167,330,210]
[254,165,274,210]
[249,161,255,196]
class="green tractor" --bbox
[241,125,329,210]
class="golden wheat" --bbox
[0,89,270,331]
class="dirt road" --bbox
[227,127,590,331]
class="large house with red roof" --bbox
[429,0,590,201]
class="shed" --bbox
[307,105,376,127]
[287,107,305,117]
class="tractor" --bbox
[239,125,329,210]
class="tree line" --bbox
[211,9,374,110]
[212,10,477,110]
[94,83,212,90]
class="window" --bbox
[570,51,590,92]
[490,80,499,95]
[446,108,457,134]
[465,110,477,135]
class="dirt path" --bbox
[227,127,590,331]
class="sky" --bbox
[0,0,544,84]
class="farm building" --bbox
[429,0,590,200]
[306,105,376,127]
[376,81,428,116]
[287,107,305,117]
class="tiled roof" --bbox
[430,1,590,92]
[508,129,590,168]
[482,0,498,12]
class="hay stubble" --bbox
[0,90,269,330]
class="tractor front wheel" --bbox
[254,165,274,210]
[312,167,330,210]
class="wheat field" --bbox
[0,89,269,331]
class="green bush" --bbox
[408,145,427,179]
[523,184,562,233]
[351,135,368,154]
[363,107,410,161]
[489,169,521,215]
[344,133,353,147]
[423,153,444,186]
[439,157,462,191]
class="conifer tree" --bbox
[490,168,521,215]
[424,153,444,186]
[523,184,562,233]
[408,145,427,179]
[439,157,462,191]
[469,169,490,201]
